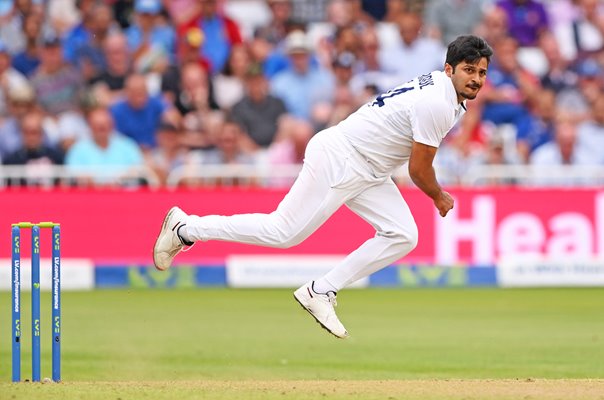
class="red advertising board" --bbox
[1,188,602,264]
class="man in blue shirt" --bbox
[270,30,334,121]
[110,74,167,149]
[66,107,144,185]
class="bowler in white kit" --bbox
[154,35,493,338]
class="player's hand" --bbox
[434,191,454,217]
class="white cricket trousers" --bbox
[184,126,419,290]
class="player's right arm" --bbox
[408,141,454,217]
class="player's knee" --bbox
[406,230,419,251]
[277,234,305,249]
[405,224,419,251]
[381,226,418,255]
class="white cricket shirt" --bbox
[338,70,466,177]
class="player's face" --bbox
[446,58,488,103]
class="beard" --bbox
[460,84,481,100]
[460,90,478,100]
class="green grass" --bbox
[0,288,603,398]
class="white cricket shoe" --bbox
[153,207,191,270]
[293,281,349,339]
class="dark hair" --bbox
[445,35,493,69]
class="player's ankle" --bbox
[312,278,338,294]
[176,224,194,246]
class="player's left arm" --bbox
[408,141,453,217]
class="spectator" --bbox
[162,0,202,27]
[554,0,604,61]
[349,0,376,28]
[126,0,176,73]
[11,12,42,76]
[361,0,386,21]
[90,33,132,106]
[538,31,577,93]
[470,132,521,186]
[198,118,256,165]
[171,62,216,115]
[313,51,358,129]
[110,73,169,149]
[256,0,293,46]
[0,42,28,117]
[530,117,596,185]
[265,116,314,186]
[0,0,37,55]
[379,12,446,83]
[30,35,83,116]
[62,0,97,64]
[2,112,64,184]
[180,107,223,151]
[496,0,549,47]
[383,0,413,22]
[212,44,251,110]
[231,63,287,149]
[270,30,334,121]
[0,83,37,160]
[186,117,257,186]
[66,107,145,186]
[546,0,581,32]
[557,58,604,118]
[268,115,313,164]
[47,0,84,36]
[517,88,557,162]
[289,0,329,23]
[177,0,243,74]
[72,3,116,81]
[474,5,509,49]
[318,25,361,70]
[424,0,485,46]
[349,27,392,94]
[481,36,540,145]
[577,92,604,164]
[29,33,88,151]
[175,26,212,72]
[145,121,191,186]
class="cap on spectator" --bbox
[8,84,35,103]
[135,0,161,14]
[184,27,204,48]
[284,30,312,54]
[576,59,603,77]
[157,121,179,133]
[333,52,356,68]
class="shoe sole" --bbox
[293,293,348,339]
[153,207,177,271]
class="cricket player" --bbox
[154,35,493,338]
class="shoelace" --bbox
[327,292,338,307]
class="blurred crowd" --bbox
[0,0,603,187]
